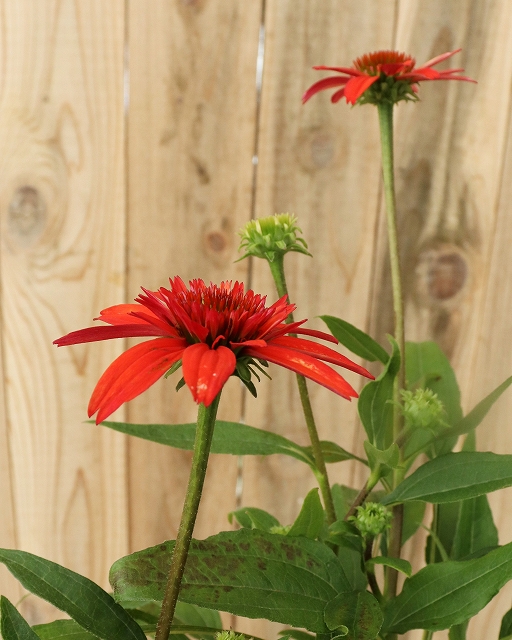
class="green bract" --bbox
[238,213,311,262]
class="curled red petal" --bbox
[54,323,167,346]
[302,76,349,103]
[268,336,374,378]
[89,338,187,423]
[182,344,236,406]
[331,87,346,103]
[244,344,358,400]
[96,304,159,326]
[344,75,380,104]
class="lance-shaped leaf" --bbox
[358,337,400,448]
[100,420,313,465]
[110,529,352,633]
[287,489,324,539]
[228,507,281,532]
[383,541,512,633]
[324,591,383,639]
[382,452,512,505]
[451,495,498,560]
[319,316,389,364]
[1,596,40,640]
[0,549,145,640]
[500,607,512,638]
[33,619,114,639]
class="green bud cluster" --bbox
[400,388,445,431]
[348,502,392,538]
[269,524,292,535]
[238,213,311,263]
[215,632,247,640]
[358,75,418,106]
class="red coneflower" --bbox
[302,48,476,106]
[54,277,373,422]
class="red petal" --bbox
[302,76,349,103]
[54,323,167,346]
[244,344,358,400]
[331,87,346,103]
[421,48,461,69]
[292,327,338,344]
[344,75,379,104]
[96,304,158,325]
[230,339,267,348]
[89,338,187,423]
[313,65,362,76]
[268,336,374,378]
[182,344,236,406]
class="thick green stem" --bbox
[155,396,221,640]
[268,255,337,526]
[377,102,406,603]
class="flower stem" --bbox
[377,101,406,602]
[155,395,221,640]
[268,255,337,526]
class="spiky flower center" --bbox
[353,50,415,75]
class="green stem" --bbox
[268,255,337,526]
[155,396,221,640]
[377,102,406,604]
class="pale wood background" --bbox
[1,2,511,639]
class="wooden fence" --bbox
[1,2,512,638]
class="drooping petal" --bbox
[302,76,350,103]
[268,336,374,377]
[89,338,187,423]
[54,323,167,346]
[244,344,358,400]
[182,343,236,406]
[344,75,380,104]
[331,87,346,103]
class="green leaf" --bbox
[1,596,40,640]
[358,336,400,448]
[0,549,145,640]
[303,441,366,465]
[32,619,105,639]
[383,541,512,633]
[401,501,426,545]
[278,630,314,640]
[319,316,389,364]
[450,375,512,439]
[110,529,353,633]
[228,507,280,532]
[448,621,468,639]
[500,607,512,638]
[173,602,222,631]
[101,420,313,465]
[452,495,498,560]
[324,591,383,639]
[287,489,324,539]
[366,556,412,577]
[382,452,512,505]
[363,441,399,480]
[426,503,460,564]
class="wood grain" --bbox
[0,0,127,624]
[126,0,262,561]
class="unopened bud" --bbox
[237,213,311,263]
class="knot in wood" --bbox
[8,185,46,245]
[415,244,469,305]
[206,231,227,253]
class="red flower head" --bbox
[302,49,476,106]
[54,277,373,423]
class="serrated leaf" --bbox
[319,316,389,364]
[1,596,40,640]
[110,529,352,633]
[228,507,280,532]
[358,336,400,448]
[383,541,512,633]
[366,556,411,577]
[324,591,383,639]
[100,420,313,465]
[0,550,145,640]
[287,489,324,539]
[382,452,512,505]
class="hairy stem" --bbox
[155,396,221,640]
[377,102,406,603]
[268,255,337,526]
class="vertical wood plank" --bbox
[243,1,397,637]
[0,0,127,623]
[126,0,262,559]
[368,1,512,638]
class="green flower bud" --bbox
[348,502,391,538]
[215,632,247,640]
[269,524,292,535]
[237,213,311,263]
[400,388,445,431]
